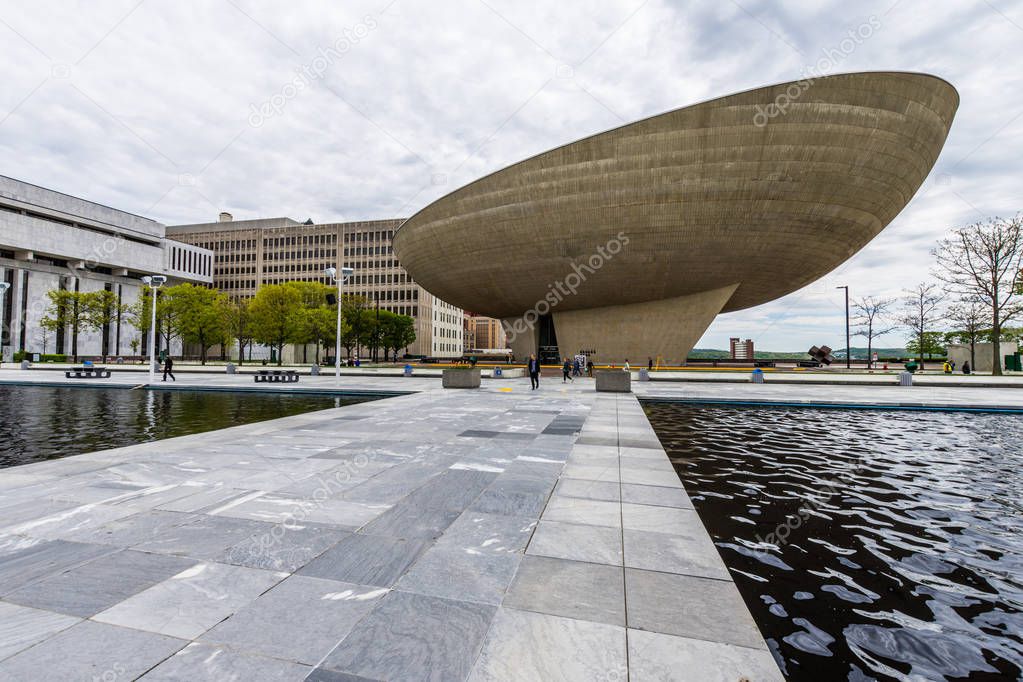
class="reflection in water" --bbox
[0,386,374,467]
[643,402,1023,681]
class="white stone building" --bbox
[0,176,212,361]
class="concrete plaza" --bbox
[1,368,1021,680]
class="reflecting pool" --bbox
[0,386,378,468]
[644,402,1023,681]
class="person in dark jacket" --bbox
[162,356,176,382]
[527,354,541,390]
[562,357,573,382]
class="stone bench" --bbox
[254,370,300,383]
[65,366,111,379]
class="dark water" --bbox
[0,386,375,468]
[643,402,1023,681]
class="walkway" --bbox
[0,373,782,681]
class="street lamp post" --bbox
[325,266,354,383]
[836,285,850,369]
[141,275,167,383]
[0,282,10,362]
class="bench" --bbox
[65,366,112,379]
[254,370,300,383]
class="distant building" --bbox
[730,337,754,360]
[165,214,463,358]
[463,313,507,354]
[0,176,212,361]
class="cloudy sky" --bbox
[2,0,1021,350]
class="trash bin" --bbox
[899,371,913,386]
[494,367,503,377]
[750,368,765,384]
[225,363,236,374]
[311,364,320,376]
[403,364,413,377]
[638,368,650,382]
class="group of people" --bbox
[943,359,971,374]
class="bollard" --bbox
[899,371,913,387]
[751,368,765,384]
[311,364,320,376]
[226,363,236,374]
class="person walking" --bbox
[648,357,653,371]
[162,356,176,382]
[527,353,541,390]
[562,357,573,382]
[572,356,581,377]
[623,359,631,372]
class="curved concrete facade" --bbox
[393,72,958,363]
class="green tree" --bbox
[906,331,946,361]
[284,281,337,364]
[40,290,89,361]
[165,284,230,365]
[82,289,125,358]
[944,299,988,369]
[340,296,369,360]
[249,284,301,365]
[381,312,416,361]
[224,298,254,364]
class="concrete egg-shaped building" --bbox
[392,72,958,363]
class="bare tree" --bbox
[933,215,1023,375]
[898,282,945,369]
[945,298,987,370]
[852,296,896,369]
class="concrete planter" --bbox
[596,370,631,393]
[443,368,481,389]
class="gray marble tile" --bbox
[342,465,447,505]
[504,555,625,626]
[94,562,287,639]
[623,528,729,580]
[527,520,623,566]
[360,502,462,539]
[0,620,185,681]
[624,568,767,649]
[541,496,622,528]
[0,602,80,662]
[397,545,522,605]
[306,667,381,681]
[4,549,196,617]
[561,463,621,483]
[156,485,263,513]
[620,483,693,509]
[0,537,116,595]
[84,509,197,547]
[218,522,350,572]
[468,607,627,681]
[133,515,276,559]
[399,470,497,511]
[142,642,312,681]
[2,502,141,540]
[619,467,683,487]
[620,503,705,536]
[298,533,430,587]
[627,629,784,681]
[435,511,535,555]
[554,478,621,502]
[202,575,387,665]
[321,590,495,682]
[469,474,555,517]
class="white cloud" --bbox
[2,0,1021,351]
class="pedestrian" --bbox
[942,360,952,374]
[963,361,971,375]
[562,357,573,382]
[527,353,541,390]
[648,357,653,371]
[623,358,631,372]
[162,356,175,382]
[572,356,581,376]
[587,359,594,376]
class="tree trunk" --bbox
[992,319,1002,376]
[72,322,79,362]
